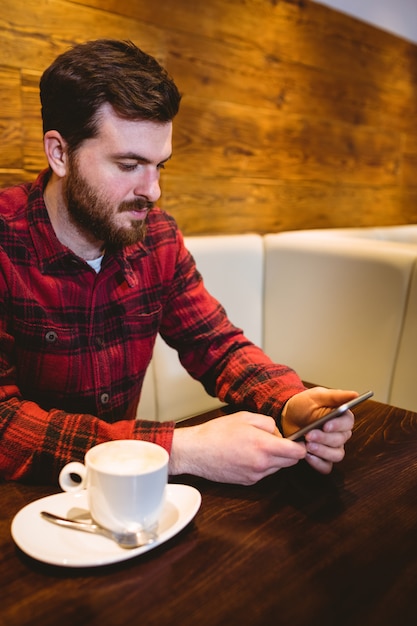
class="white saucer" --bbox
[11,483,201,568]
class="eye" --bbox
[157,162,166,171]
[118,162,138,172]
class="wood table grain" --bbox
[1,398,416,626]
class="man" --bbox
[0,39,356,486]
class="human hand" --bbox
[281,386,358,474]
[169,411,306,486]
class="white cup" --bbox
[59,440,169,534]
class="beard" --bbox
[63,155,153,249]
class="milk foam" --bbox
[90,443,165,475]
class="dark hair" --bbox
[40,39,181,152]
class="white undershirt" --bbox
[86,255,104,273]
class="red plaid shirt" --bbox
[0,170,305,483]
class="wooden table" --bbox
[1,398,417,626]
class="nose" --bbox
[133,167,161,204]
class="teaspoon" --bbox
[40,510,158,549]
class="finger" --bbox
[305,452,333,475]
[243,440,307,483]
[272,437,307,460]
[306,427,352,447]
[243,454,303,485]
[312,387,359,408]
[305,440,346,463]
[323,411,355,433]
[305,415,354,443]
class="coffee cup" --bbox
[59,440,169,534]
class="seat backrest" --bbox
[303,225,417,244]
[390,258,417,411]
[263,231,417,403]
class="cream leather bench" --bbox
[137,226,417,421]
[390,259,417,411]
[304,225,417,244]
[323,225,417,411]
[264,227,417,411]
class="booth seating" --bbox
[137,226,417,421]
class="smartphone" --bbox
[287,390,374,441]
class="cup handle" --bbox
[59,461,87,493]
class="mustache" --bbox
[119,198,154,212]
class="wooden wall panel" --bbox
[0,69,22,170]
[403,132,417,187]
[0,0,416,234]
[162,175,417,235]
[21,70,46,173]
[0,0,163,71]
[171,98,401,184]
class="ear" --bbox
[43,130,69,177]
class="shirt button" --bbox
[95,337,104,348]
[45,330,58,343]
[100,393,110,405]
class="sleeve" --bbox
[0,388,174,484]
[158,229,306,420]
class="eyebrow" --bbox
[113,152,172,165]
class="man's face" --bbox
[64,104,173,249]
